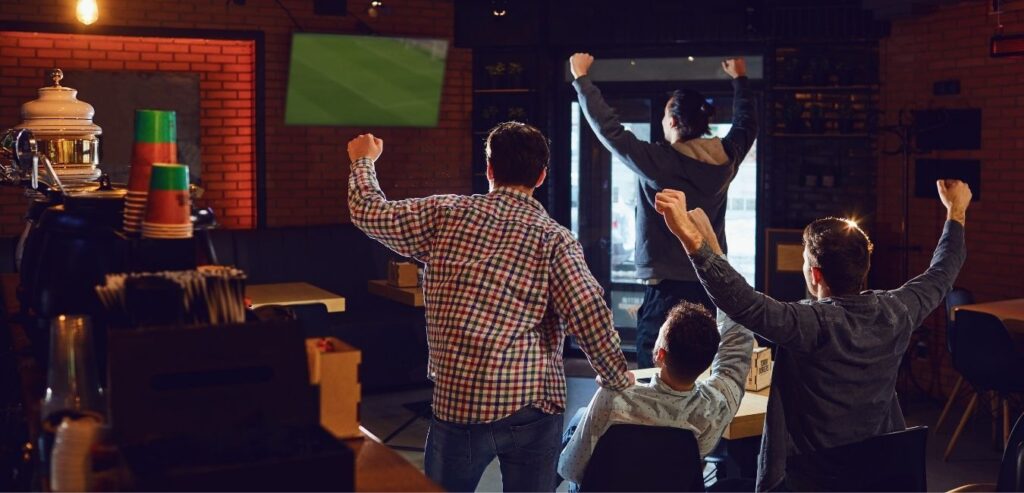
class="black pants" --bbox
[635,279,715,369]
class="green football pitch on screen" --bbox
[285,34,449,127]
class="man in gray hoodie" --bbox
[571,53,757,369]
[654,179,971,491]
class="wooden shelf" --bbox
[473,88,533,94]
[367,280,423,308]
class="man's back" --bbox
[419,189,583,423]
[348,158,631,424]
[769,293,914,470]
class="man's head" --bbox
[662,89,714,144]
[654,301,721,383]
[802,218,875,298]
[485,121,550,189]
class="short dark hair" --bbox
[802,218,875,296]
[668,89,715,141]
[659,301,721,382]
[485,121,550,188]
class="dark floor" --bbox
[360,361,1009,492]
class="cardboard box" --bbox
[305,337,362,438]
[746,346,773,391]
[388,261,419,287]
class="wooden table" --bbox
[347,427,442,492]
[367,280,424,307]
[247,282,346,313]
[954,298,1024,333]
[630,367,768,440]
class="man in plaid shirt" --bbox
[347,123,633,492]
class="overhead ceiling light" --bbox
[491,0,507,17]
[368,0,383,18]
[76,0,98,25]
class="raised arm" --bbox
[347,134,452,260]
[550,234,631,391]
[655,191,826,352]
[570,53,667,183]
[703,315,754,418]
[892,180,970,327]
[720,58,758,167]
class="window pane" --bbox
[710,123,758,287]
[610,122,649,285]
[570,102,581,238]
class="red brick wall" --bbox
[0,0,471,232]
[879,2,1024,394]
[0,31,256,232]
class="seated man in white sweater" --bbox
[558,295,755,484]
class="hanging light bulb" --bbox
[76,0,99,25]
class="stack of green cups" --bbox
[141,163,192,239]
[124,109,177,234]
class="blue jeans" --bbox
[636,280,714,368]
[424,406,563,492]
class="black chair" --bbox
[944,310,1024,460]
[784,426,928,491]
[936,288,976,432]
[948,412,1024,492]
[580,424,704,492]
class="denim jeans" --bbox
[636,280,715,368]
[424,406,563,492]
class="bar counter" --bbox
[2,273,439,492]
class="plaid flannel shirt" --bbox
[349,157,630,423]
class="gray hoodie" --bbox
[572,75,758,281]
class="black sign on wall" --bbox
[914,159,981,201]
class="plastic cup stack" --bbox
[142,163,192,239]
[125,109,177,234]
[50,416,101,492]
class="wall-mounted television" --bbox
[285,33,449,127]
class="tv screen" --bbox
[285,33,449,127]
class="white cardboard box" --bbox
[746,346,773,391]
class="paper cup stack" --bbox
[125,109,177,234]
[50,416,101,492]
[142,163,192,239]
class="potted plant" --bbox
[506,62,524,88]
[507,106,528,122]
[484,62,506,89]
[481,105,500,126]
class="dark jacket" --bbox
[572,75,757,281]
[688,220,967,491]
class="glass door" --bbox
[570,94,759,334]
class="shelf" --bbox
[473,88,534,94]
[771,85,879,92]
[770,132,868,138]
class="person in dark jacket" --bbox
[570,53,758,368]
[654,179,971,491]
